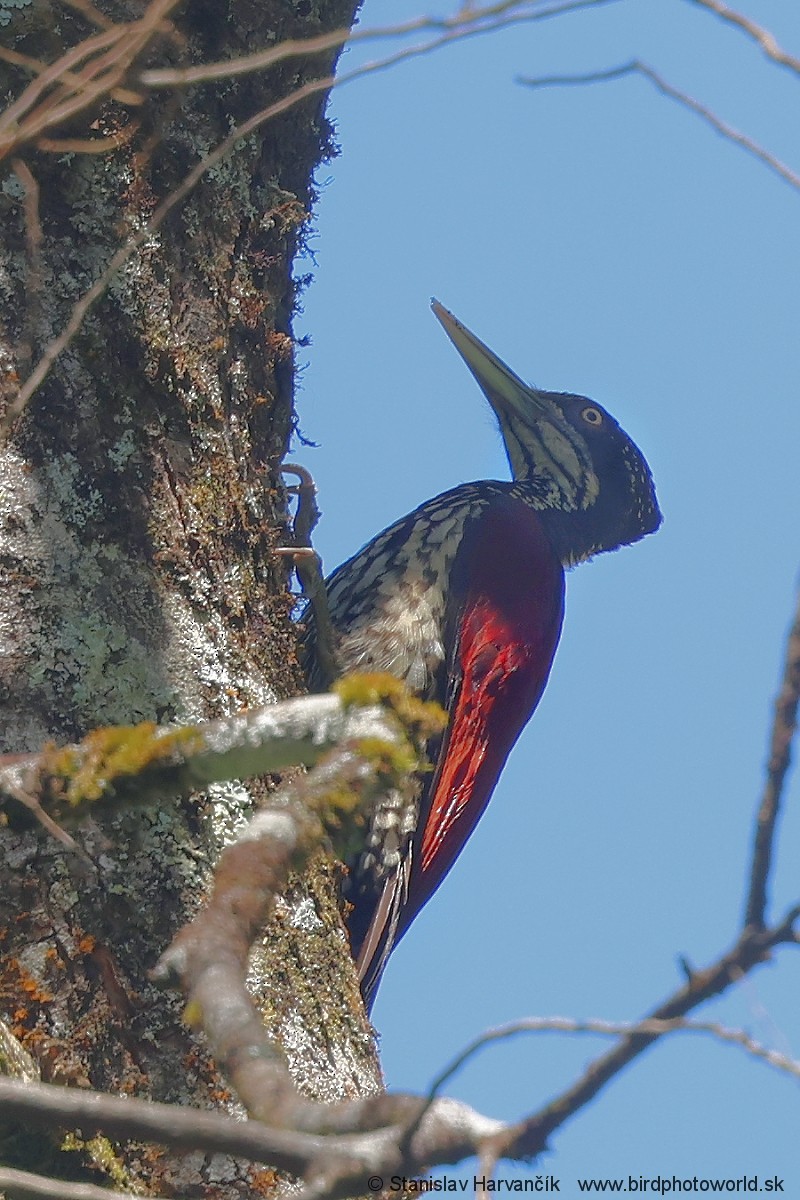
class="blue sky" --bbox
[297,0,799,1185]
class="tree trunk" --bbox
[0,1,380,1192]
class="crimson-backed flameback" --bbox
[303,301,661,1006]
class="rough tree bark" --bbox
[0,0,379,1193]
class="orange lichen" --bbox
[266,329,293,360]
[16,1026,50,1053]
[21,980,54,1003]
[252,1168,280,1192]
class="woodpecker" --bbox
[303,301,661,1006]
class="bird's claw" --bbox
[279,463,339,689]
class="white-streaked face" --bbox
[499,401,601,511]
[432,302,661,554]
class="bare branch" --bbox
[0,1073,505,1199]
[495,915,800,1160]
[0,27,128,150]
[429,1015,800,1094]
[0,42,142,107]
[0,1076,331,1176]
[518,60,800,192]
[436,577,800,1160]
[0,1001,797,1198]
[0,1167,141,1200]
[2,0,617,430]
[745,584,800,928]
[138,0,619,90]
[151,741,419,1125]
[687,0,800,77]
[150,676,445,1140]
[0,0,181,161]
[59,0,116,32]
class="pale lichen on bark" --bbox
[0,0,378,1190]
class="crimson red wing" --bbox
[357,496,565,1003]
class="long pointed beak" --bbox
[431,299,547,421]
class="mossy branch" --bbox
[0,674,445,840]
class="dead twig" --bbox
[429,1013,800,1095]
[0,0,183,161]
[138,0,618,90]
[59,0,115,32]
[0,1166,139,1200]
[745,585,800,928]
[152,751,405,1125]
[687,0,800,77]
[518,59,800,192]
[2,0,617,432]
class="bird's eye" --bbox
[581,406,603,426]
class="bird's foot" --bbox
[277,463,339,689]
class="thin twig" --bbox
[1,0,177,154]
[2,0,618,431]
[0,1167,140,1200]
[499,904,800,1161]
[59,0,115,32]
[428,1014,800,1095]
[0,43,142,107]
[0,1077,329,1176]
[518,59,800,192]
[139,0,618,89]
[687,0,800,77]
[401,955,800,1156]
[482,581,800,1159]
[35,123,142,154]
[0,0,180,158]
[0,27,129,148]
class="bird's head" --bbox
[432,300,662,565]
